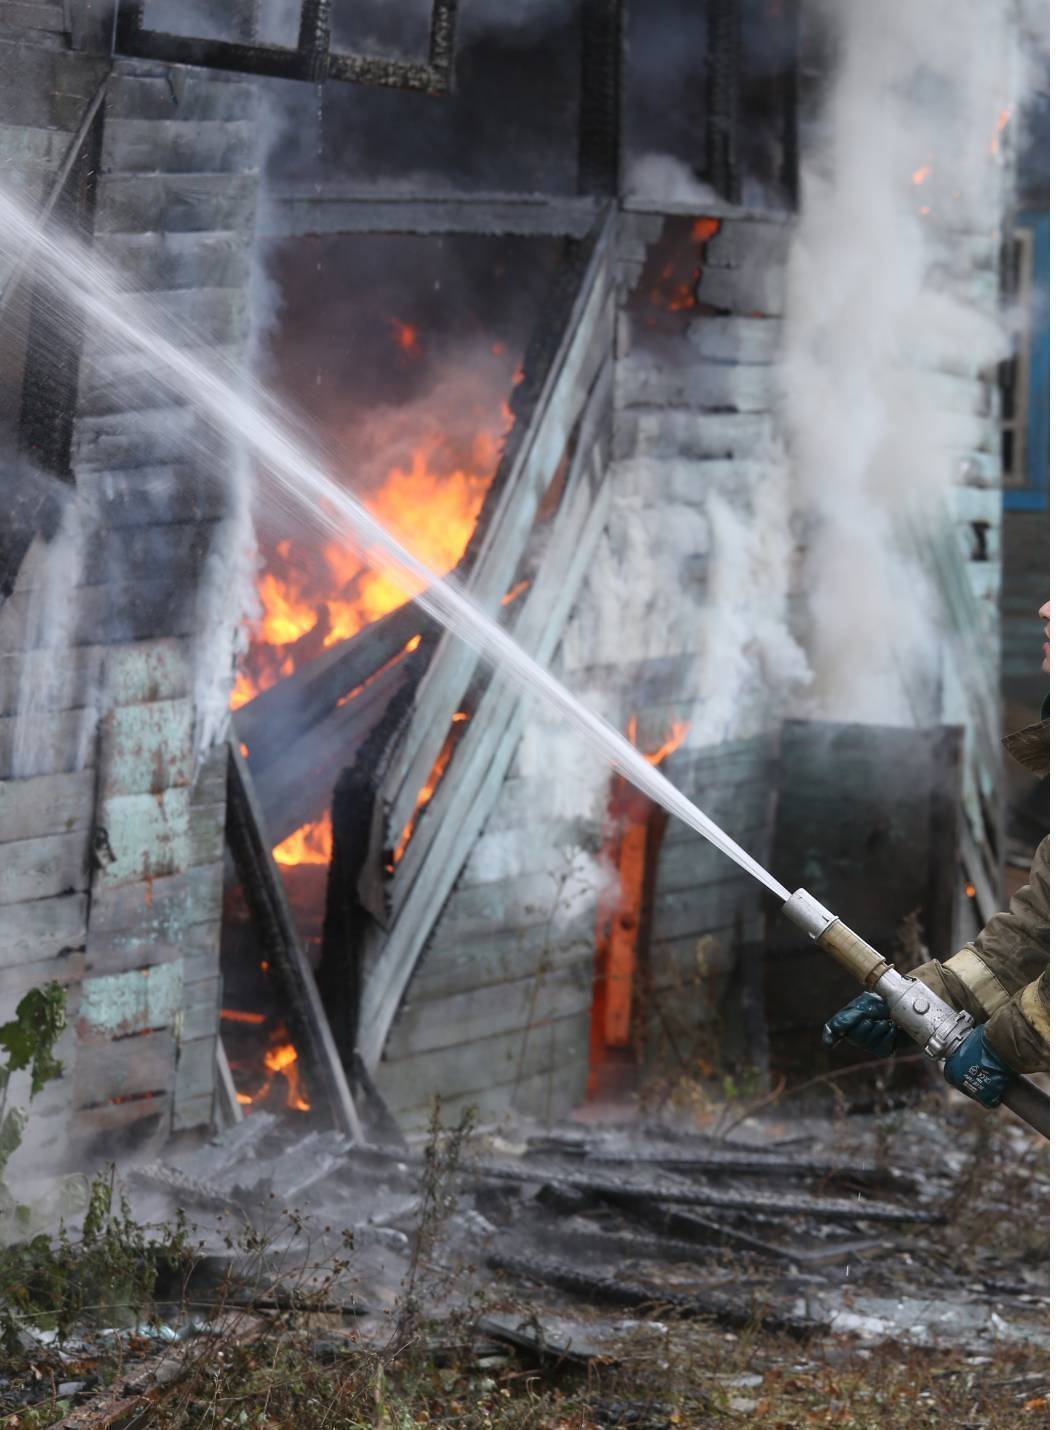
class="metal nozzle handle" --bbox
[782,889,892,990]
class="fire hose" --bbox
[782,889,1050,1140]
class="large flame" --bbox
[273,813,333,867]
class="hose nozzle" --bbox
[781,888,893,990]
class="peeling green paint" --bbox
[80,961,184,1037]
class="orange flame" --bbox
[990,107,1011,155]
[221,1008,267,1025]
[502,578,531,606]
[262,1041,311,1112]
[391,733,459,867]
[273,812,333,867]
[626,716,691,767]
[912,163,933,186]
[692,217,721,243]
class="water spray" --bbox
[0,183,1045,1138]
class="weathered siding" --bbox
[0,48,259,1177]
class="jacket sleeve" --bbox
[912,835,1049,1074]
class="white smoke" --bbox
[12,491,97,780]
[781,0,1017,723]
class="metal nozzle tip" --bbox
[782,888,839,941]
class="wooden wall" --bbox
[0,44,259,1179]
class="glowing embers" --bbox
[589,718,691,1093]
[635,215,722,330]
[225,1013,312,1114]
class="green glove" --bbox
[943,1026,1012,1109]
[823,991,912,1057]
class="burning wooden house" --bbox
[0,0,1019,1172]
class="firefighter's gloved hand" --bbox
[822,991,911,1057]
[943,1026,1012,1109]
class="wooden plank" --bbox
[93,171,259,236]
[650,874,761,945]
[105,71,258,123]
[233,601,423,775]
[686,316,782,365]
[95,786,192,886]
[386,958,594,1061]
[0,767,94,844]
[0,2,66,33]
[100,118,256,176]
[616,408,775,462]
[1,579,199,647]
[106,638,193,706]
[459,820,595,888]
[0,646,106,718]
[359,450,613,1070]
[405,922,594,1006]
[616,351,777,412]
[0,828,89,906]
[172,1091,214,1132]
[74,464,227,527]
[384,214,617,834]
[181,973,221,1042]
[0,948,85,1003]
[226,738,363,1141]
[393,1056,588,1131]
[654,825,770,893]
[390,362,614,896]
[189,800,226,866]
[440,867,598,943]
[84,938,185,979]
[79,961,184,1037]
[98,697,195,796]
[72,1027,176,1108]
[252,656,413,847]
[191,740,228,807]
[375,1010,590,1115]
[0,892,87,969]
[172,1032,216,1106]
[263,189,601,240]
[0,708,88,778]
[87,860,223,940]
[92,229,251,296]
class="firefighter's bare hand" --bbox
[823,991,910,1057]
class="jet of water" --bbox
[0,182,790,902]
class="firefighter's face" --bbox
[1041,601,1051,673]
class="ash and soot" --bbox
[0,181,788,902]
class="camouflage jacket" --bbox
[913,719,1049,1075]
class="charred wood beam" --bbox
[525,1144,917,1195]
[261,190,602,241]
[578,0,624,196]
[487,1249,822,1339]
[233,602,426,777]
[463,1160,942,1225]
[224,735,363,1142]
[250,649,424,848]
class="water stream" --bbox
[0,183,790,902]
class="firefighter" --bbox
[823,601,1050,1110]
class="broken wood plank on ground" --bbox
[464,1160,943,1225]
[487,1249,823,1339]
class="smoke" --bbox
[625,154,723,208]
[780,0,1016,723]
[11,482,96,779]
